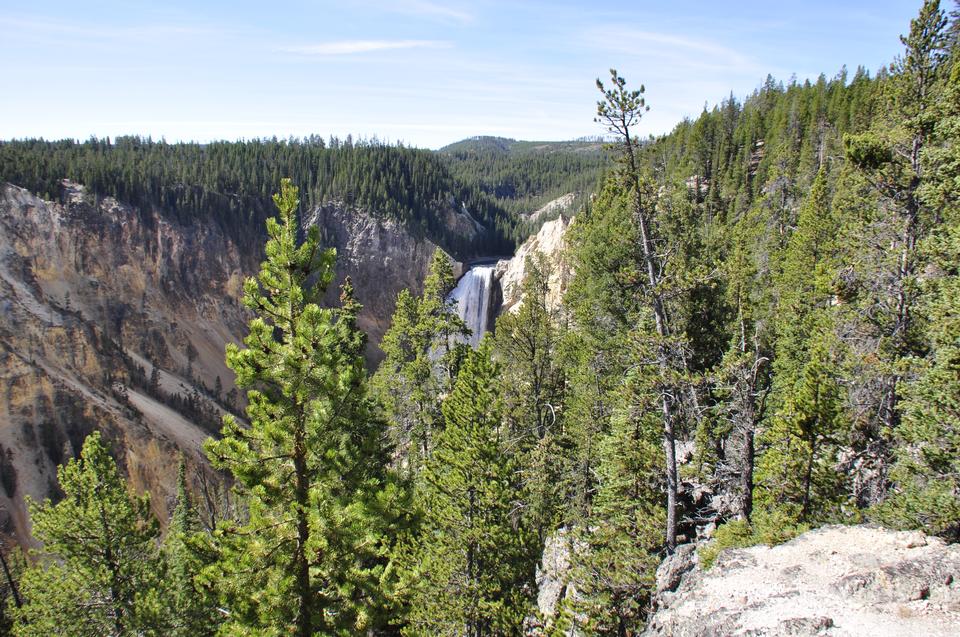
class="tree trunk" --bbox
[293,418,313,637]
[0,548,21,609]
[624,130,680,552]
[97,488,126,637]
[740,422,755,521]
[661,393,679,551]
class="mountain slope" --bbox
[0,178,475,544]
[440,136,608,239]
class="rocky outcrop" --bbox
[533,528,587,636]
[644,525,960,637]
[527,192,577,224]
[302,202,462,365]
[495,215,571,314]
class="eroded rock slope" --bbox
[0,182,463,543]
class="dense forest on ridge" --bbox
[0,137,519,257]
[439,136,609,241]
[0,135,608,258]
[0,2,958,636]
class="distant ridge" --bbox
[439,135,605,156]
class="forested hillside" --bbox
[545,2,958,630]
[0,136,612,260]
[0,138,517,258]
[440,136,609,241]
[1,2,958,636]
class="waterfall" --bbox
[448,265,497,348]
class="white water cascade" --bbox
[448,265,497,348]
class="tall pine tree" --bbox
[372,249,468,474]
[398,341,537,636]
[14,432,166,637]
[203,179,408,636]
[162,460,218,636]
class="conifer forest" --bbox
[0,1,958,635]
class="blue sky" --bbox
[0,1,922,148]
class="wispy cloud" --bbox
[395,0,474,24]
[281,39,452,56]
[583,27,765,75]
[0,16,219,41]
[359,0,474,24]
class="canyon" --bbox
[0,179,571,544]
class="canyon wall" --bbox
[0,182,465,543]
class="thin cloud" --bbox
[360,0,474,24]
[583,27,765,74]
[396,1,474,24]
[281,39,452,56]
[0,16,219,41]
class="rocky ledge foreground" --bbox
[645,525,960,637]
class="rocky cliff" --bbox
[303,202,463,364]
[0,181,249,541]
[0,182,465,544]
[644,525,960,637]
[495,214,571,314]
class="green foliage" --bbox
[14,432,166,637]
[751,169,852,525]
[843,132,893,169]
[202,179,408,636]
[559,182,640,527]
[698,510,809,570]
[920,59,960,219]
[7,6,960,636]
[876,224,960,539]
[832,1,953,508]
[0,137,515,258]
[698,519,753,570]
[493,254,568,539]
[574,370,665,634]
[878,343,960,539]
[440,136,608,240]
[397,342,538,636]
[755,335,850,524]
[372,249,468,473]
[0,546,26,637]
[162,461,219,637]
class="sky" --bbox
[0,1,923,149]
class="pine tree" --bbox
[493,254,567,541]
[871,39,960,540]
[372,248,467,473]
[162,460,218,636]
[14,432,166,637]
[710,217,773,522]
[876,221,960,540]
[575,365,665,634]
[202,179,407,636]
[560,183,641,526]
[421,248,470,383]
[595,69,692,551]
[0,544,25,637]
[398,342,537,636]
[755,334,849,523]
[842,0,950,445]
[771,169,837,378]
[755,168,850,525]
[149,363,160,395]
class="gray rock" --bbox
[302,202,462,366]
[643,525,960,637]
[654,542,699,601]
[535,528,586,636]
